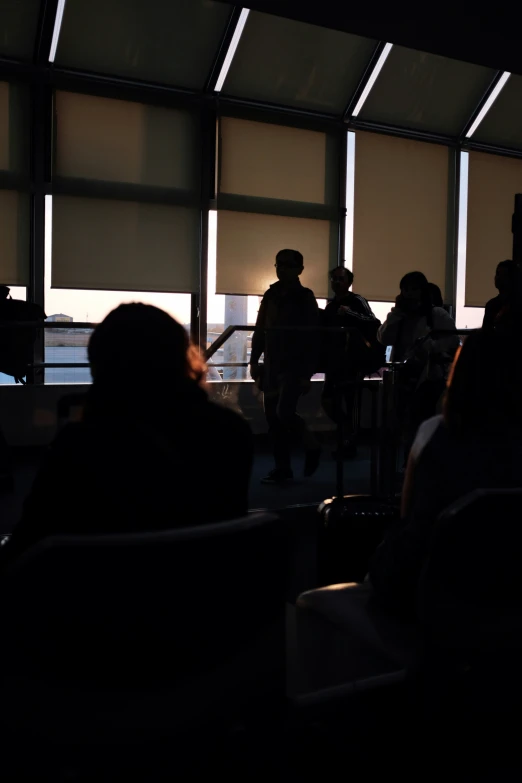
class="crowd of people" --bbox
[0,249,520,691]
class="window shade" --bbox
[466,151,522,307]
[216,210,336,298]
[219,117,336,206]
[352,131,449,301]
[0,81,29,175]
[55,91,198,191]
[52,195,200,293]
[0,189,29,286]
[0,82,8,172]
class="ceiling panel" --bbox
[222,11,377,114]
[358,46,497,136]
[55,0,232,89]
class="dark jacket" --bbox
[1,380,253,566]
[321,293,381,376]
[251,280,319,389]
[482,295,513,331]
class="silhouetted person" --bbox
[250,249,320,484]
[482,259,521,332]
[321,266,381,458]
[370,329,522,616]
[1,304,253,565]
[378,271,458,459]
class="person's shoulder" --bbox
[410,414,444,462]
[432,306,455,324]
[300,286,317,300]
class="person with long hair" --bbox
[370,329,522,615]
[378,271,458,459]
[1,304,253,564]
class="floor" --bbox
[0,436,373,535]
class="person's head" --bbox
[428,282,444,309]
[88,303,206,390]
[275,249,303,284]
[329,265,354,297]
[0,286,10,300]
[495,259,520,296]
[399,271,431,315]
[444,330,522,437]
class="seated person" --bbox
[1,304,253,565]
[370,330,522,617]
[296,331,522,689]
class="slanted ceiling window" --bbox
[216,116,340,298]
[51,91,201,293]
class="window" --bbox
[44,196,192,384]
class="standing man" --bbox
[250,249,320,485]
[482,259,521,332]
[321,266,382,458]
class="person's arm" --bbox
[302,291,320,381]
[339,295,378,323]
[377,306,405,346]
[250,294,267,379]
[425,308,460,358]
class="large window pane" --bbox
[465,151,522,307]
[222,11,376,113]
[0,81,30,175]
[353,131,449,301]
[55,0,232,89]
[216,210,336,299]
[55,91,199,190]
[0,189,30,286]
[44,197,192,384]
[51,195,200,293]
[0,0,40,61]
[220,117,335,205]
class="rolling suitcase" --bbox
[317,380,400,586]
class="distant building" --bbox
[47,314,73,323]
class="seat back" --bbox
[418,488,522,650]
[0,513,287,705]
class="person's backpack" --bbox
[0,297,46,383]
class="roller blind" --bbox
[0,81,29,175]
[52,195,200,293]
[466,151,522,306]
[0,189,29,286]
[52,91,200,292]
[352,131,449,301]
[220,116,336,205]
[216,211,336,298]
[55,91,198,190]
[217,116,339,296]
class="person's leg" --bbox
[278,377,320,477]
[263,389,293,481]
